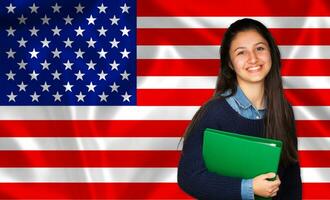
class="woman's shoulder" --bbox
[202,96,229,115]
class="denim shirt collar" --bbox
[232,86,266,111]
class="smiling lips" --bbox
[247,65,262,73]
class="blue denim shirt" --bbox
[221,86,266,200]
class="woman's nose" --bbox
[248,51,258,64]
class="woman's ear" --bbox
[228,62,234,71]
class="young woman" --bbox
[177,18,302,199]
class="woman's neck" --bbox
[238,82,265,109]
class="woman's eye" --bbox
[237,51,244,55]
[257,46,265,51]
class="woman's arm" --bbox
[177,101,243,199]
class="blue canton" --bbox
[0,0,136,105]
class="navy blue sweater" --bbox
[177,97,302,199]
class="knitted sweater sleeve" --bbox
[177,100,243,199]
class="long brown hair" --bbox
[183,18,298,167]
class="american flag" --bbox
[0,0,329,199]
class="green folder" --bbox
[202,128,283,200]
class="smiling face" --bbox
[229,30,272,87]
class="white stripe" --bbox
[0,106,199,120]
[0,137,327,151]
[0,137,183,150]
[0,106,329,120]
[298,137,330,150]
[301,168,330,183]
[137,45,330,59]
[137,17,330,28]
[137,76,330,89]
[293,106,330,120]
[0,168,177,183]
[0,167,328,183]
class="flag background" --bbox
[1,0,330,199]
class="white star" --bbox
[17,81,28,92]
[76,92,86,102]
[110,38,120,48]
[75,48,85,59]
[109,15,120,25]
[120,26,130,36]
[52,70,61,80]
[29,3,39,13]
[86,60,96,70]
[121,91,132,102]
[29,26,39,36]
[53,91,62,102]
[86,15,96,25]
[97,48,108,59]
[99,92,109,102]
[52,3,61,13]
[40,38,51,48]
[97,70,108,80]
[97,26,107,36]
[98,3,107,13]
[30,91,40,102]
[75,26,85,36]
[63,15,74,25]
[75,3,85,13]
[17,37,27,47]
[120,48,130,59]
[17,59,28,70]
[110,82,120,92]
[7,92,17,102]
[6,26,16,36]
[86,82,97,92]
[63,38,73,48]
[52,48,62,58]
[51,26,61,36]
[41,82,51,92]
[41,15,51,25]
[120,3,130,13]
[75,70,85,80]
[29,48,39,59]
[6,3,16,14]
[120,70,130,80]
[109,60,120,71]
[40,60,51,70]
[6,70,15,80]
[6,48,16,59]
[86,38,97,48]
[17,14,27,24]
[29,70,39,80]
[63,60,73,70]
[63,82,74,92]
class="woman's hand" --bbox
[253,172,281,198]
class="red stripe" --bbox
[0,151,180,167]
[0,120,329,137]
[137,89,330,106]
[0,183,329,199]
[0,150,328,168]
[137,0,330,16]
[137,59,330,76]
[138,29,330,45]
[284,89,330,106]
[0,120,189,137]
[299,151,330,167]
[0,183,192,199]
[296,120,330,137]
[137,89,212,106]
[303,183,330,199]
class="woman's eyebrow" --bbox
[234,47,245,52]
[254,42,267,46]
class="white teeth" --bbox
[247,66,261,71]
